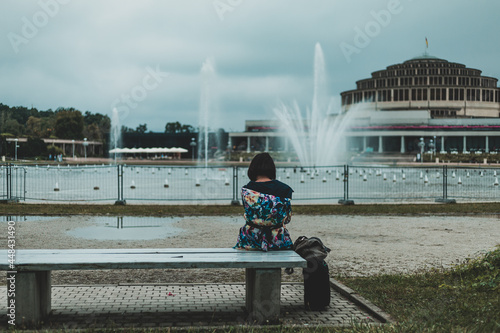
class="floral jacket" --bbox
[234,187,293,251]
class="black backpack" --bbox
[293,236,331,311]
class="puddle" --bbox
[66,216,184,240]
[1,215,242,241]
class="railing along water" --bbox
[4,163,500,204]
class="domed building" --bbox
[228,53,500,159]
[340,53,500,154]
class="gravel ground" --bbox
[2,214,499,284]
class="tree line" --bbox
[0,103,111,142]
[1,103,197,140]
[0,103,197,158]
[122,121,196,134]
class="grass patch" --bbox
[3,202,500,216]
[339,246,500,332]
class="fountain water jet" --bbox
[110,108,122,163]
[273,43,361,167]
[198,58,220,170]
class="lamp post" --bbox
[83,138,88,161]
[72,139,75,159]
[14,138,19,161]
[418,137,425,164]
[429,139,435,161]
[190,138,196,161]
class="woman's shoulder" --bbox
[271,179,293,193]
[244,180,293,199]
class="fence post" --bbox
[435,165,456,204]
[22,167,26,202]
[231,166,240,205]
[338,165,354,205]
[7,163,12,202]
[115,164,126,205]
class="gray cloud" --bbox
[1,0,499,132]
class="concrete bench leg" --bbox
[245,268,281,324]
[8,271,51,328]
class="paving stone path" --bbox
[0,283,380,329]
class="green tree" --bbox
[26,116,42,137]
[84,123,103,141]
[54,109,84,139]
[10,106,37,125]
[136,124,148,134]
[121,125,135,133]
[165,121,181,133]
[83,111,110,142]
[165,122,195,133]
[40,117,56,138]
[3,119,24,136]
[181,124,195,133]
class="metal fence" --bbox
[3,163,500,204]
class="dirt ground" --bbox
[2,214,499,284]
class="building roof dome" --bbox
[405,52,446,63]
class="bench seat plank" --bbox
[0,249,306,271]
[5,248,249,254]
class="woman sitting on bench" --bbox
[234,153,294,251]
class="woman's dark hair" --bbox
[247,153,276,181]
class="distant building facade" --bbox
[229,53,500,157]
[339,54,500,153]
[341,54,500,118]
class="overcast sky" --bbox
[1,0,499,133]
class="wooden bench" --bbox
[1,248,306,327]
